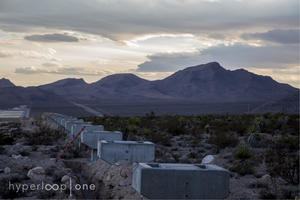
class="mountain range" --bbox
[0,62,299,116]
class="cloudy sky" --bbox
[0,0,299,87]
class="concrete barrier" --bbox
[59,117,76,127]
[65,119,84,132]
[70,122,90,137]
[81,131,123,149]
[132,163,230,199]
[44,113,67,129]
[97,140,155,164]
[81,131,123,162]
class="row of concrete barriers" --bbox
[43,113,230,199]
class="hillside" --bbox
[38,62,298,104]
[1,62,299,115]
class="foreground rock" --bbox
[27,166,46,181]
[64,159,142,199]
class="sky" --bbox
[0,0,299,87]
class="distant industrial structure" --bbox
[0,105,30,122]
[43,113,230,199]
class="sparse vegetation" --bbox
[0,113,298,199]
[24,121,66,145]
[235,145,252,160]
[230,160,255,175]
[209,131,239,149]
[259,189,277,199]
[0,134,14,145]
[84,113,299,199]
[265,146,299,185]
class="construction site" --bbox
[44,113,230,199]
[0,111,298,199]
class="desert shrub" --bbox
[137,127,151,138]
[264,134,299,185]
[167,123,186,136]
[155,149,163,158]
[210,118,230,133]
[32,145,38,151]
[125,125,139,140]
[0,134,14,145]
[259,189,277,199]
[188,152,197,159]
[61,146,82,159]
[151,132,171,146]
[24,125,65,145]
[285,115,299,135]
[276,136,299,150]
[226,115,253,135]
[172,153,180,162]
[235,145,252,160]
[135,128,171,146]
[209,132,239,149]
[145,111,156,119]
[19,150,30,157]
[128,117,141,126]
[159,116,188,136]
[281,185,299,199]
[229,122,250,136]
[265,149,299,185]
[248,116,265,133]
[191,138,200,147]
[230,160,255,175]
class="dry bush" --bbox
[209,131,239,149]
[24,124,65,145]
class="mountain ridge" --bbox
[4,62,299,90]
[1,62,299,114]
[0,78,15,88]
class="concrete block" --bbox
[132,163,230,199]
[81,131,123,149]
[97,140,155,164]
[90,149,98,162]
[70,122,91,138]
[73,124,104,136]
[59,117,74,127]
[45,113,66,128]
[65,119,84,132]
[63,119,79,129]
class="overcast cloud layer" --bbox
[138,43,299,72]
[242,29,300,44]
[0,0,299,87]
[0,0,298,40]
[24,33,79,43]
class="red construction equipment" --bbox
[56,126,86,161]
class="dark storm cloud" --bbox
[24,33,79,42]
[242,29,300,44]
[0,0,299,41]
[137,43,300,72]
